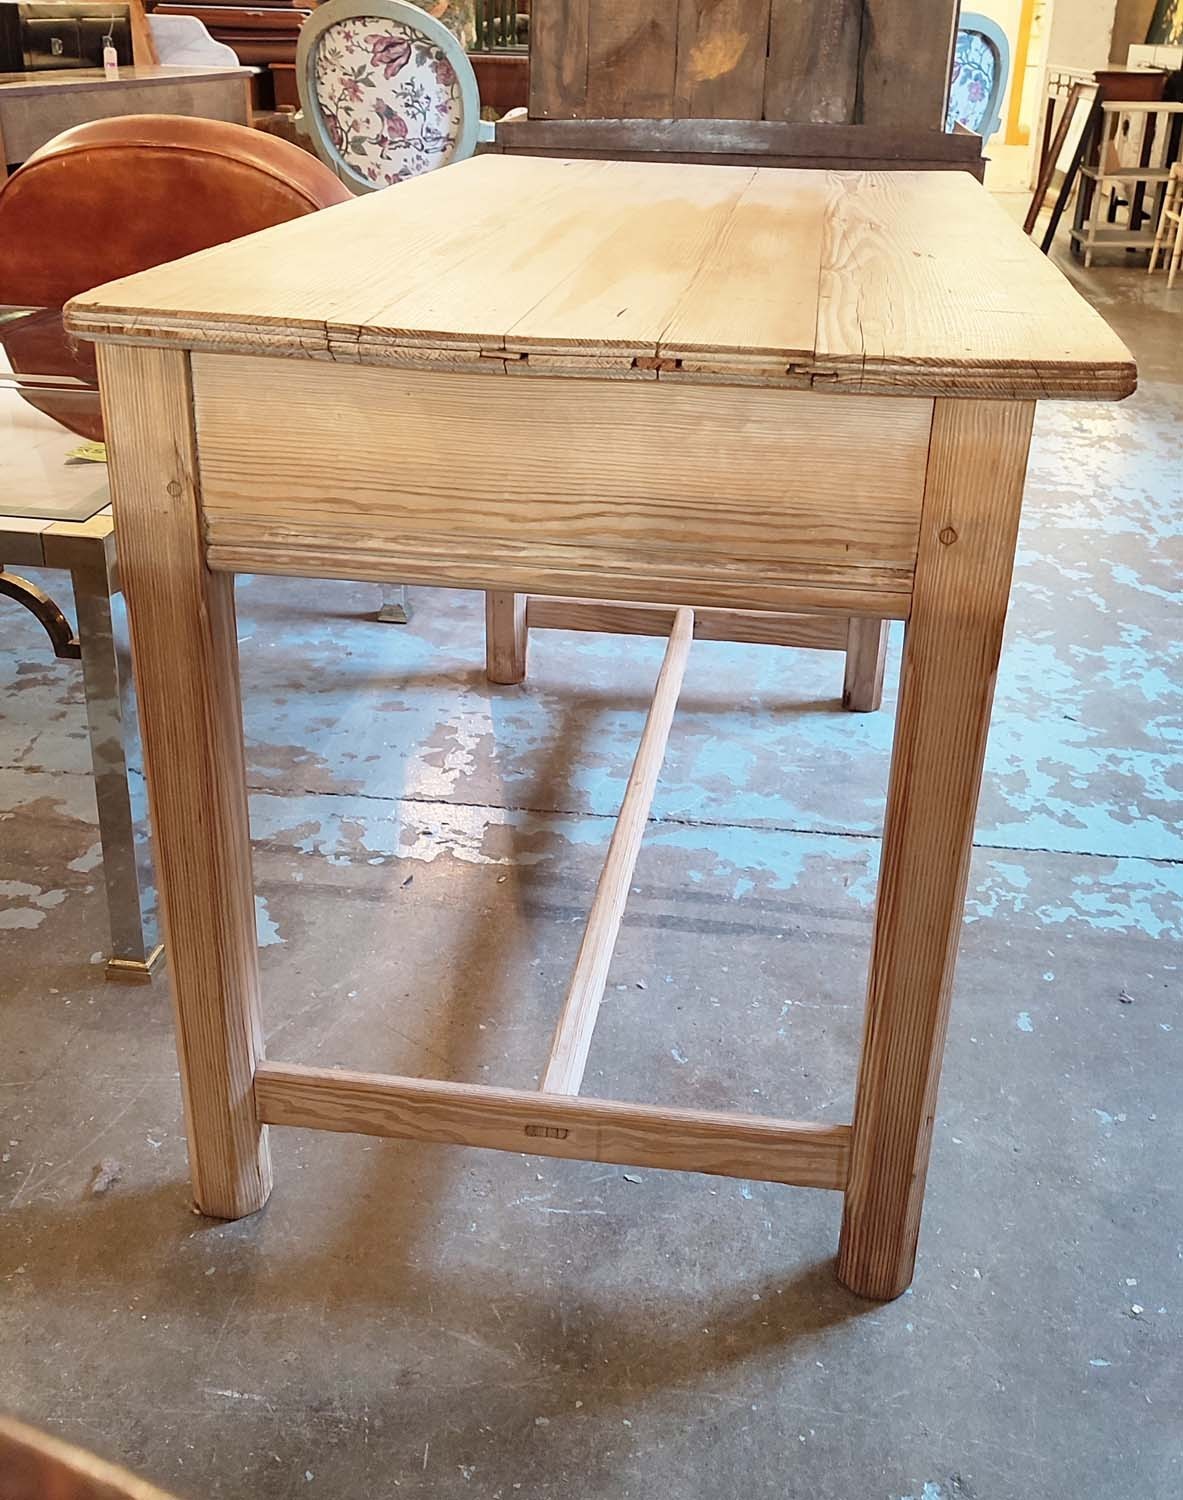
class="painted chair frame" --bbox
[948,12,1011,146]
[1148,159,1183,289]
[295,0,484,195]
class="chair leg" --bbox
[1168,219,1183,291]
[842,618,889,712]
[485,591,527,683]
[376,584,410,623]
[1149,209,1167,274]
[1150,178,1176,274]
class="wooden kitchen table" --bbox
[66,156,1135,1300]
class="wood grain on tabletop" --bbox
[66,155,1136,399]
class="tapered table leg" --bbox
[97,343,271,1220]
[838,400,1035,1301]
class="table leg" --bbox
[485,590,527,683]
[838,400,1034,1301]
[842,618,889,712]
[96,343,271,1220]
[71,553,161,982]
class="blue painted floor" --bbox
[1,256,1179,1500]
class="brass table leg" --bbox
[71,554,162,982]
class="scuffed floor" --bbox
[1,258,1180,1500]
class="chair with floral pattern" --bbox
[945,12,1011,145]
[296,0,487,194]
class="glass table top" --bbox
[1,305,110,526]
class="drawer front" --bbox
[194,354,931,617]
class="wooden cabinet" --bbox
[150,0,310,110]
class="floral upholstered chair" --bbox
[296,0,487,194]
[945,12,1011,145]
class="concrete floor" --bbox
[1,249,1180,1500]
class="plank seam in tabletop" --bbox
[651,167,827,366]
[68,157,613,359]
[63,156,1136,400]
[498,163,762,358]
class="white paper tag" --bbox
[103,42,118,78]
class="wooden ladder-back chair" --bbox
[486,0,986,711]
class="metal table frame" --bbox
[2,501,160,980]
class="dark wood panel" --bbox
[488,144,977,180]
[765,0,862,124]
[527,0,962,130]
[858,0,957,129]
[491,144,984,179]
[585,0,679,118]
[673,0,771,121]
[528,0,589,117]
[496,115,983,169]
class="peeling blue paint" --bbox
[4,378,1182,961]
[255,894,283,947]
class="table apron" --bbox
[191,354,932,619]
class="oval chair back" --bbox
[0,114,352,439]
[295,0,481,194]
[946,12,1011,146]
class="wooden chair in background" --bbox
[485,0,984,711]
[1149,159,1183,287]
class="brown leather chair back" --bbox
[0,1413,181,1500]
[0,114,352,438]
